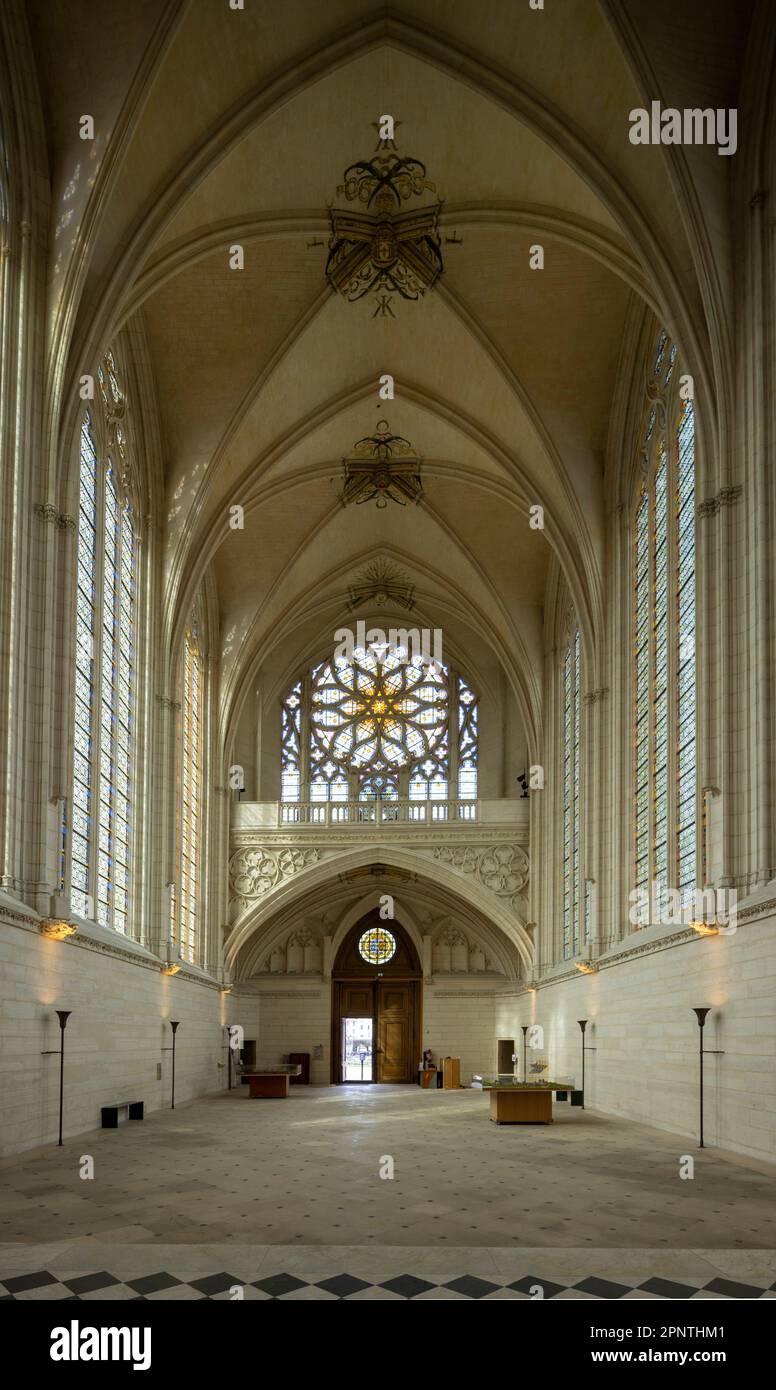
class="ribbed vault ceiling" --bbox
[30,0,753,742]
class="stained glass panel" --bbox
[632,331,697,922]
[176,631,202,963]
[70,389,135,929]
[282,653,477,803]
[562,622,581,959]
[358,927,396,964]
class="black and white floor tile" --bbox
[2,1266,775,1301]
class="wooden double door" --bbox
[334,980,420,1084]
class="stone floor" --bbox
[2,1085,775,1298]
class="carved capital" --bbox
[698,486,742,520]
[34,503,59,524]
[34,503,77,532]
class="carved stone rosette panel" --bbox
[229,846,321,917]
[432,842,529,913]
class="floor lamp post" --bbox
[56,1011,71,1146]
[692,1008,723,1148]
[521,1025,529,1081]
[170,1021,180,1110]
[578,1020,588,1109]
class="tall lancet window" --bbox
[562,620,581,959]
[71,349,136,932]
[175,629,203,963]
[632,329,697,914]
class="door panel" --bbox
[376,982,415,1082]
[341,985,373,1016]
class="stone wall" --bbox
[0,915,225,1157]
[504,915,776,1163]
[423,991,498,1081]
[244,985,330,1085]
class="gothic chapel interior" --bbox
[1,0,776,1314]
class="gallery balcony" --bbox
[228,798,531,929]
[232,798,529,833]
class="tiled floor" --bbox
[2,1085,775,1298]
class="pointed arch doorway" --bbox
[331,912,422,1084]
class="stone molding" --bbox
[429,989,514,999]
[66,931,222,988]
[737,897,776,923]
[253,990,324,998]
[0,906,40,928]
[230,826,527,849]
[583,688,608,706]
[531,922,739,989]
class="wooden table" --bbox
[486,1086,553,1124]
[244,1066,301,1098]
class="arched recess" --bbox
[224,844,534,975]
[331,912,421,1086]
[330,893,426,969]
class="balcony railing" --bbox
[230,798,529,833]
[277,798,478,827]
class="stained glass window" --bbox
[632,331,697,918]
[358,927,396,964]
[562,622,581,959]
[175,630,202,963]
[676,399,696,900]
[70,353,136,932]
[280,680,302,802]
[457,674,478,800]
[281,647,478,801]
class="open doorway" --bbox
[331,914,422,1084]
[497,1038,516,1075]
[342,1017,373,1082]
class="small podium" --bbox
[442,1057,461,1089]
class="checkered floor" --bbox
[2,1268,774,1300]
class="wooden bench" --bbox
[101,1100,144,1129]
